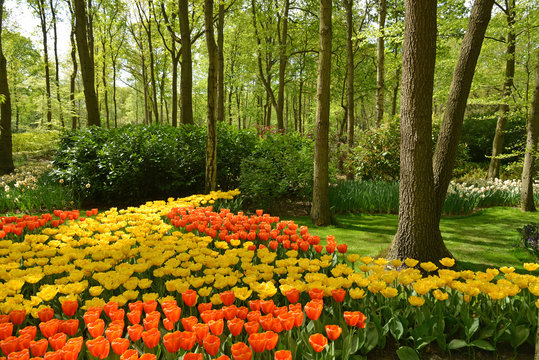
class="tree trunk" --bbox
[179,0,194,125]
[375,0,386,128]
[391,64,401,117]
[276,0,290,131]
[73,0,100,126]
[37,0,52,127]
[216,1,225,123]
[50,0,64,127]
[310,0,332,226]
[204,0,218,193]
[171,47,179,127]
[69,7,78,130]
[488,0,515,179]
[112,57,118,127]
[102,42,110,129]
[0,0,14,175]
[147,17,159,124]
[433,0,495,218]
[344,0,354,150]
[387,0,452,261]
[521,49,539,212]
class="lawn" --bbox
[291,207,539,272]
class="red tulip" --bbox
[87,319,105,338]
[127,324,143,342]
[163,332,181,353]
[7,349,29,360]
[326,244,335,254]
[203,335,220,356]
[1,336,18,355]
[0,323,13,340]
[163,307,181,323]
[179,331,196,351]
[265,331,278,351]
[309,289,324,301]
[230,342,252,360]
[325,325,342,341]
[304,301,323,321]
[247,333,266,353]
[139,354,156,360]
[39,320,59,339]
[9,310,26,326]
[37,309,54,323]
[285,289,299,304]
[331,289,346,303]
[141,328,160,349]
[111,338,130,355]
[48,333,66,351]
[260,300,274,315]
[86,336,110,359]
[61,302,78,318]
[181,317,198,332]
[309,333,328,353]
[29,339,48,357]
[120,349,138,360]
[208,319,224,336]
[181,290,198,307]
[274,350,292,360]
[227,318,244,337]
[244,321,259,335]
[337,244,348,253]
[182,353,202,360]
[220,291,235,306]
[59,320,78,337]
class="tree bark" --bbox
[73,0,100,126]
[205,0,218,193]
[433,0,495,218]
[101,42,109,128]
[387,0,452,261]
[50,0,64,127]
[276,0,290,131]
[68,3,78,130]
[35,0,52,127]
[375,0,386,128]
[0,0,14,175]
[487,0,515,179]
[216,1,225,123]
[521,49,539,212]
[179,0,194,125]
[344,0,354,150]
[310,0,332,226]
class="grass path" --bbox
[290,207,539,272]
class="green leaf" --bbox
[389,318,404,340]
[465,317,480,340]
[396,346,420,360]
[469,339,495,351]
[448,339,468,350]
[361,323,379,354]
[510,325,530,349]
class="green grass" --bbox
[290,207,539,272]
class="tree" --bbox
[178,0,194,125]
[487,0,515,179]
[73,0,100,126]
[310,0,332,226]
[0,0,14,175]
[388,0,494,261]
[521,49,539,212]
[49,0,64,127]
[66,0,79,129]
[344,0,354,151]
[375,0,386,127]
[204,0,218,193]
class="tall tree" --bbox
[178,0,194,125]
[216,0,225,123]
[49,0,64,127]
[521,49,539,212]
[388,0,494,261]
[487,0,515,179]
[73,0,100,126]
[66,0,78,129]
[310,0,332,226]
[159,1,180,127]
[204,0,218,192]
[0,0,14,175]
[344,0,354,151]
[375,0,386,127]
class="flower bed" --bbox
[0,190,538,359]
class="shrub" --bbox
[240,132,314,210]
[329,180,399,214]
[51,124,257,204]
[517,223,539,260]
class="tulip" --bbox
[274,350,292,360]
[9,311,26,326]
[163,319,175,331]
[260,300,274,315]
[183,353,202,360]
[103,302,119,318]
[111,338,130,356]
[8,349,30,360]
[87,320,105,338]
[163,307,181,323]
[18,327,36,342]
[270,319,283,333]
[39,320,59,339]
[128,302,144,313]
[337,244,348,253]
[248,301,261,312]
[203,335,220,356]
[215,356,231,360]
[259,314,273,332]
[325,325,342,341]
[83,311,100,326]
[105,326,123,342]
[192,323,209,345]
[17,334,33,351]
[61,302,78,318]
[197,303,212,314]
[0,323,13,340]
[331,289,346,303]
[127,324,144,342]
[343,311,358,327]
[1,336,18,355]
[304,301,323,321]
[246,311,261,323]
[309,289,324,301]
[181,317,198,332]
[356,312,367,329]
[231,342,252,360]
[220,291,236,306]
[120,349,139,360]
[179,331,196,351]
[139,354,156,360]
[109,309,125,322]
[285,289,299,304]
[59,320,78,337]
[163,332,181,353]
[142,300,157,314]
[227,318,244,337]
[247,333,266,353]
[29,339,48,357]
[48,333,66,351]
[86,336,110,359]
[264,331,278,351]
[208,320,224,336]
[236,307,248,320]
[309,333,328,353]
[141,328,160,349]
[142,316,159,331]
[181,290,198,307]
[127,311,141,325]
[244,321,259,335]
[222,306,237,321]
[37,309,54,323]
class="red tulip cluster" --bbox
[166,207,348,255]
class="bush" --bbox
[51,124,258,204]
[517,223,539,260]
[240,132,314,210]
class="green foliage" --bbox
[240,132,314,211]
[51,124,258,204]
[329,180,399,214]
[12,131,60,162]
[517,223,539,260]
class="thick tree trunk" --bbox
[375,0,386,128]
[69,11,78,130]
[344,0,354,150]
[387,0,452,261]
[74,0,100,126]
[0,0,14,175]
[205,0,218,193]
[50,0,64,127]
[216,2,225,123]
[179,0,194,125]
[310,0,332,226]
[488,0,515,179]
[276,0,290,131]
[521,50,539,212]
[433,0,495,218]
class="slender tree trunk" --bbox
[73,0,100,126]
[50,0,64,127]
[204,0,218,193]
[112,57,118,127]
[69,6,78,130]
[387,0,452,261]
[375,0,386,127]
[391,63,401,117]
[179,0,194,124]
[310,0,332,226]
[488,0,515,179]
[171,48,179,127]
[521,49,539,212]
[276,0,290,131]
[102,42,110,128]
[344,0,354,150]
[433,0,495,218]
[216,1,225,123]
[0,0,14,175]
[37,0,52,127]
[147,19,159,124]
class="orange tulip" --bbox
[65,337,83,354]
[208,320,224,336]
[246,311,261,323]
[37,309,54,323]
[39,320,59,339]
[58,320,78,338]
[220,291,235,306]
[203,335,220,356]
[356,311,367,329]
[264,331,278,351]
[7,349,29,360]
[111,338,130,355]
[43,350,61,360]
[0,323,13,340]
[142,316,159,331]
[127,324,144,342]
[230,342,252,360]
[227,318,244,337]
[248,300,261,312]
[285,289,299,304]
[9,310,26,326]
[163,307,181,323]
[243,321,259,335]
[103,302,119,318]
[259,314,273,332]
[61,302,78,318]
[325,325,342,341]
[304,301,323,321]
[179,331,196,351]
[197,303,212,314]
[274,350,292,360]
[120,349,139,360]
[128,302,144,313]
[183,353,202,360]
[247,333,266,353]
[192,323,209,345]
[87,319,105,338]
[277,313,295,331]
[48,333,66,351]
[331,289,346,303]
[86,336,110,359]
[308,289,324,301]
[105,326,123,342]
[83,311,100,326]
[181,317,198,332]
[139,354,156,360]
[163,319,175,331]
[343,311,358,327]
[236,307,248,320]
[109,309,125,322]
[29,339,48,358]
[181,290,198,307]
[141,328,160,349]
[222,306,237,321]
[143,300,157,314]
[260,300,274,315]
[1,336,18,355]
[214,356,231,360]
[309,333,328,353]
[163,332,181,353]
[127,311,141,325]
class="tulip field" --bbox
[0,190,538,359]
